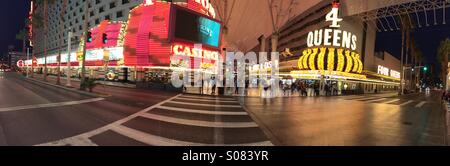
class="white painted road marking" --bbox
[180,95,236,101]
[399,100,414,106]
[157,106,248,115]
[167,101,242,108]
[367,98,387,102]
[384,99,401,104]
[175,97,239,103]
[111,125,273,146]
[141,113,258,128]
[36,94,183,146]
[415,101,427,108]
[0,98,104,112]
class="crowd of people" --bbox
[280,80,339,97]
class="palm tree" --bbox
[438,38,450,90]
[15,28,28,60]
[410,39,423,90]
[398,14,414,94]
[35,0,57,81]
[28,12,44,78]
[56,0,68,85]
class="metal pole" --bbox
[400,29,405,95]
[26,47,29,78]
[66,31,72,87]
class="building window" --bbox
[110,2,116,9]
[95,19,100,25]
[104,15,110,20]
[99,6,104,13]
[122,0,129,5]
[116,11,123,18]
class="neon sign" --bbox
[378,65,400,79]
[306,2,357,51]
[172,44,219,61]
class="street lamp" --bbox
[66,31,72,87]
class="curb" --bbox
[24,77,111,98]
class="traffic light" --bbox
[423,66,428,72]
[87,32,92,43]
[102,33,108,44]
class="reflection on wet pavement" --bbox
[239,92,446,146]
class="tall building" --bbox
[32,0,143,57]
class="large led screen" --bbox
[173,7,221,48]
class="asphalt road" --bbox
[238,91,447,146]
[0,72,176,145]
[0,72,271,146]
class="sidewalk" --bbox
[27,74,136,88]
[444,101,450,145]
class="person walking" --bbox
[211,77,216,95]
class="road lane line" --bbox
[0,98,105,112]
[415,101,427,108]
[111,125,273,146]
[384,99,401,104]
[399,100,414,106]
[157,106,248,115]
[175,97,239,103]
[167,101,242,108]
[180,95,236,101]
[35,94,183,146]
[366,98,387,102]
[140,113,258,128]
[353,97,379,101]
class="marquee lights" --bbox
[297,2,363,79]
[298,48,363,74]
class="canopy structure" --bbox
[345,0,449,32]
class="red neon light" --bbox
[86,21,122,50]
[123,2,171,67]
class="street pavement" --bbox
[0,72,271,146]
[238,91,447,146]
[0,72,446,146]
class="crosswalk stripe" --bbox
[157,106,248,115]
[384,99,400,104]
[366,98,387,102]
[141,113,258,128]
[353,97,379,101]
[340,96,368,100]
[174,97,239,103]
[399,100,414,106]
[0,97,104,112]
[180,95,236,101]
[415,101,427,108]
[111,125,273,146]
[167,101,242,108]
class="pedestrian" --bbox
[314,82,320,96]
[291,81,297,95]
[234,77,240,95]
[211,77,216,95]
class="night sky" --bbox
[0,0,29,55]
[375,7,450,77]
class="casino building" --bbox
[26,0,222,85]
[256,0,401,95]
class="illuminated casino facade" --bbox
[26,0,222,82]
[256,0,401,95]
